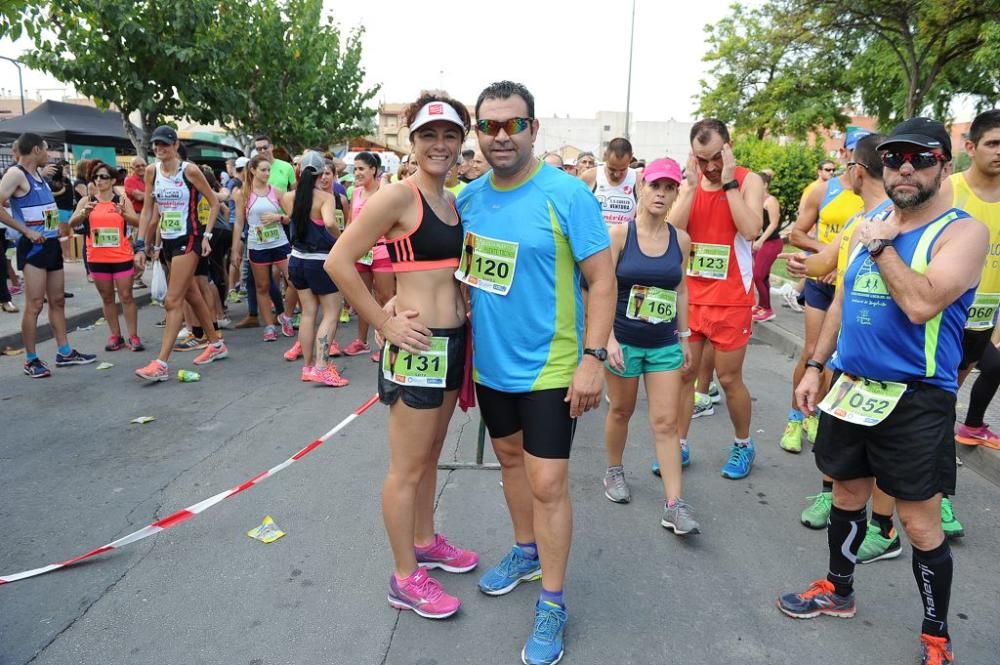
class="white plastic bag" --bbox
[151,261,167,301]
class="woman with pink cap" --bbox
[601,157,701,535]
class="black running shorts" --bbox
[475,384,576,459]
[814,374,957,501]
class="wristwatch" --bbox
[805,359,825,373]
[584,347,608,362]
[866,237,891,258]
[722,179,740,192]
[203,231,214,239]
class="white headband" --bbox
[408,102,465,135]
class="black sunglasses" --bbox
[93,173,114,181]
[880,150,947,170]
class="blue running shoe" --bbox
[777,579,856,619]
[652,441,690,477]
[478,546,542,596]
[721,441,755,479]
[521,600,567,665]
[23,357,52,378]
[55,349,97,366]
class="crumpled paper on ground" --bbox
[247,516,286,543]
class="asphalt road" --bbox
[1,302,997,665]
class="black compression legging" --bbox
[965,341,1000,427]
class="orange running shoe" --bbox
[284,341,302,361]
[919,633,954,665]
[193,341,228,365]
[135,359,168,382]
[310,365,349,387]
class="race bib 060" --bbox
[966,292,1000,330]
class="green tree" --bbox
[732,137,826,226]
[698,0,1000,135]
[20,0,237,156]
[697,3,854,140]
[219,0,378,153]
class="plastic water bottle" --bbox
[177,369,201,382]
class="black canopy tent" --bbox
[0,100,140,149]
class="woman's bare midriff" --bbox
[394,268,465,329]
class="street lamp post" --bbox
[624,0,636,140]
[0,56,26,116]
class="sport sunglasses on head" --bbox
[880,150,947,170]
[475,117,533,136]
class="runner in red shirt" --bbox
[671,118,764,480]
[124,157,146,215]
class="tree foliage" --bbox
[220,0,378,152]
[732,137,826,226]
[13,0,378,156]
[698,0,1000,137]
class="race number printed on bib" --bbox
[43,207,61,231]
[966,292,1000,330]
[626,285,677,325]
[358,248,374,266]
[687,243,730,280]
[160,211,184,234]
[455,232,518,296]
[382,337,448,387]
[92,228,121,248]
[818,373,906,427]
[256,222,282,244]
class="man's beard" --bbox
[887,169,943,209]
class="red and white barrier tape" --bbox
[0,394,380,586]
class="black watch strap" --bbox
[722,179,739,191]
[805,359,825,373]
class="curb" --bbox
[956,442,1000,488]
[0,293,153,352]
[752,320,802,360]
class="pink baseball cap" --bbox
[642,158,682,185]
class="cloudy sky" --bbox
[0,0,744,122]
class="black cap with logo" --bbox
[150,125,179,145]
[876,117,951,160]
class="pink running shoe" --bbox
[752,308,776,322]
[371,349,381,363]
[329,340,343,357]
[135,359,168,382]
[955,423,1000,450]
[262,326,278,342]
[387,567,460,619]
[309,365,349,387]
[343,338,371,356]
[278,313,295,338]
[284,341,302,361]
[193,341,228,365]
[416,534,479,573]
[300,365,314,382]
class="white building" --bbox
[535,111,692,163]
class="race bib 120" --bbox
[455,232,518,296]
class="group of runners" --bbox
[2,78,997,663]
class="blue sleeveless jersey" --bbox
[10,165,60,239]
[832,208,976,392]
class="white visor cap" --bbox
[408,102,465,137]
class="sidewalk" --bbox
[752,284,1000,488]
[0,260,152,352]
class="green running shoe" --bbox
[800,491,832,529]
[780,419,803,453]
[941,497,964,539]
[804,415,819,443]
[857,522,902,563]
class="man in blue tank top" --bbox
[777,118,987,665]
[0,133,96,377]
